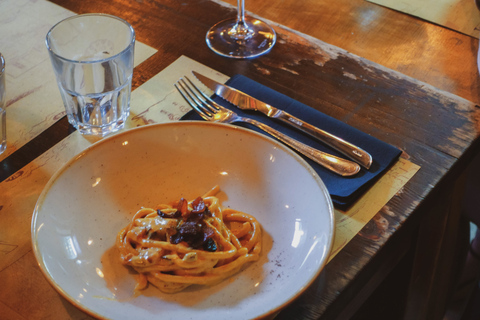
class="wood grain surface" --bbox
[2,0,479,319]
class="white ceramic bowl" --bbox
[32,121,334,319]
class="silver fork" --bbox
[175,77,360,176]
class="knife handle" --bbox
[242,118,360,176]
[274,111,373,169]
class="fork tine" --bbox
[179,78,216,116]
[184,76,221,114]
[175,79,212,120]
[185,76,220,113]
[177,79,202,108]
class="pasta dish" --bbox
[116,186,262,293]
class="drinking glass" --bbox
[206,0,276,59]
[0,53,6,155]
[46,14,135,136]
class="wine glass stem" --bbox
[237,0,246,24]
[229,0,252,41]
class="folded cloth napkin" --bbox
[181,74,402,210]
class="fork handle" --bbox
[274,111,372,169]
[243,118,360,176]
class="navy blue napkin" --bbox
[181,74,402,210]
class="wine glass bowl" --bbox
[206,0,276,59]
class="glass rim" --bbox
[45,13,136,65]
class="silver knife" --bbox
[192,71,373,169]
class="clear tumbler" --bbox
[46,14,135,136]
[0,53,6,154]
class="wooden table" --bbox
[2,0,479,319]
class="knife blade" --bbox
[192,71,373,169]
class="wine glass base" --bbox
[206,17,276,59]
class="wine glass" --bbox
[206,0,276,59]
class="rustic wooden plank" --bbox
[222,0,480,106]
